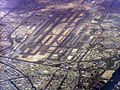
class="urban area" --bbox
[0,0,120,90]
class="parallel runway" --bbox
[16,8,89,57]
